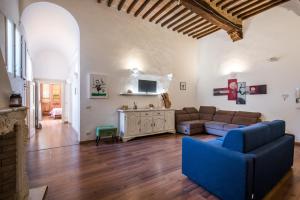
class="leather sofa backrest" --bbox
[175,110,191,123]
[199,106,216,121]
[223,120,285,153]
[232,111,261,125]
[213,110,235,123]
[183,107,200,120]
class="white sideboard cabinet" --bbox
[118,109,175,142]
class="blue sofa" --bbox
[182,120,294,200]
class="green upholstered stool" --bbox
[96,125,117,146]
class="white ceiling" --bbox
[21,2,80,80]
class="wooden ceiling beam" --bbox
[240,0,289,19]
[127,0,138,14]
[189,24,215,37]
[172,15,200,31]
[181,0,243,41]
[107,0,113,7]
[221,0,237,10]
[166,11,194,28]
[196,26,220,39]
[177,18,204,32]
[183,21,210,35]
[142,0,163,19]
[156,5,181,24]
[232,0,269,17]
[135,0,151,17]
[150,0,175,22]
[227,0,257,14]
[118,0,126,10]
[161,7,189,27]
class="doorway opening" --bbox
[21,2,80,150]
[40,82,63,121]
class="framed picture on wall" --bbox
[89,74,108,98]
[180,82,186,91]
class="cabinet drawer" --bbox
[153,111,164,116]
[126,112,140,118]
[140,112,153,117]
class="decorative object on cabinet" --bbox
[149,104,154,109]
[133,102,137,110]
[120,105,129,110]
[180,82,186,91]
[118,109,175,142]
[89,74,108,98]
[161,93,172,109]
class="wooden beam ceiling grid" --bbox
[98,0,290,41]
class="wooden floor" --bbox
[27,133,300,200]
[27,117,78,152]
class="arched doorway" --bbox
[21,2,80,150]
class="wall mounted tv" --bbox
[138,80,157,93]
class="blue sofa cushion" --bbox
[223,123,271,153]
[261,120,285,141]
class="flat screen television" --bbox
[138,80,157,93]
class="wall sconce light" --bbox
[130,68,140,77]
[167,73,173,81]
[268,57,280,62]
[282,94,289,101]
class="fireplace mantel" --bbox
[0,107,29,200]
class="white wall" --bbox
[196,0,300,141]
[21,0,199,141]
[0,0,21,108]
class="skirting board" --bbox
[29,185,48,200]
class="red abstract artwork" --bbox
[228,79,238,100]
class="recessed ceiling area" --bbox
[98,0,290,41]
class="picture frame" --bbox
[89,74,108,98]
[180,82,186,91]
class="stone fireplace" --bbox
[0,107,29,200]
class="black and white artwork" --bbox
[237,82,246,105]
[180,82,186,91]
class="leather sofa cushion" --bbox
[183,107,199,113]
[213,110,235,123]
[232,111,261,125]
[179,120,208,129]
[189,113,200,120]
[205,121,227,130]
[234,111,261,118]
[175,110,187,115]
[223,124,244,131]
[176,113,191,123]
[223,123,272,153]
[199,106,216,121]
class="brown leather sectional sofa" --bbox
[176,106,261,136]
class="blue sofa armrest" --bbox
[182,137,254,200]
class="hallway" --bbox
[27,118,79,152]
